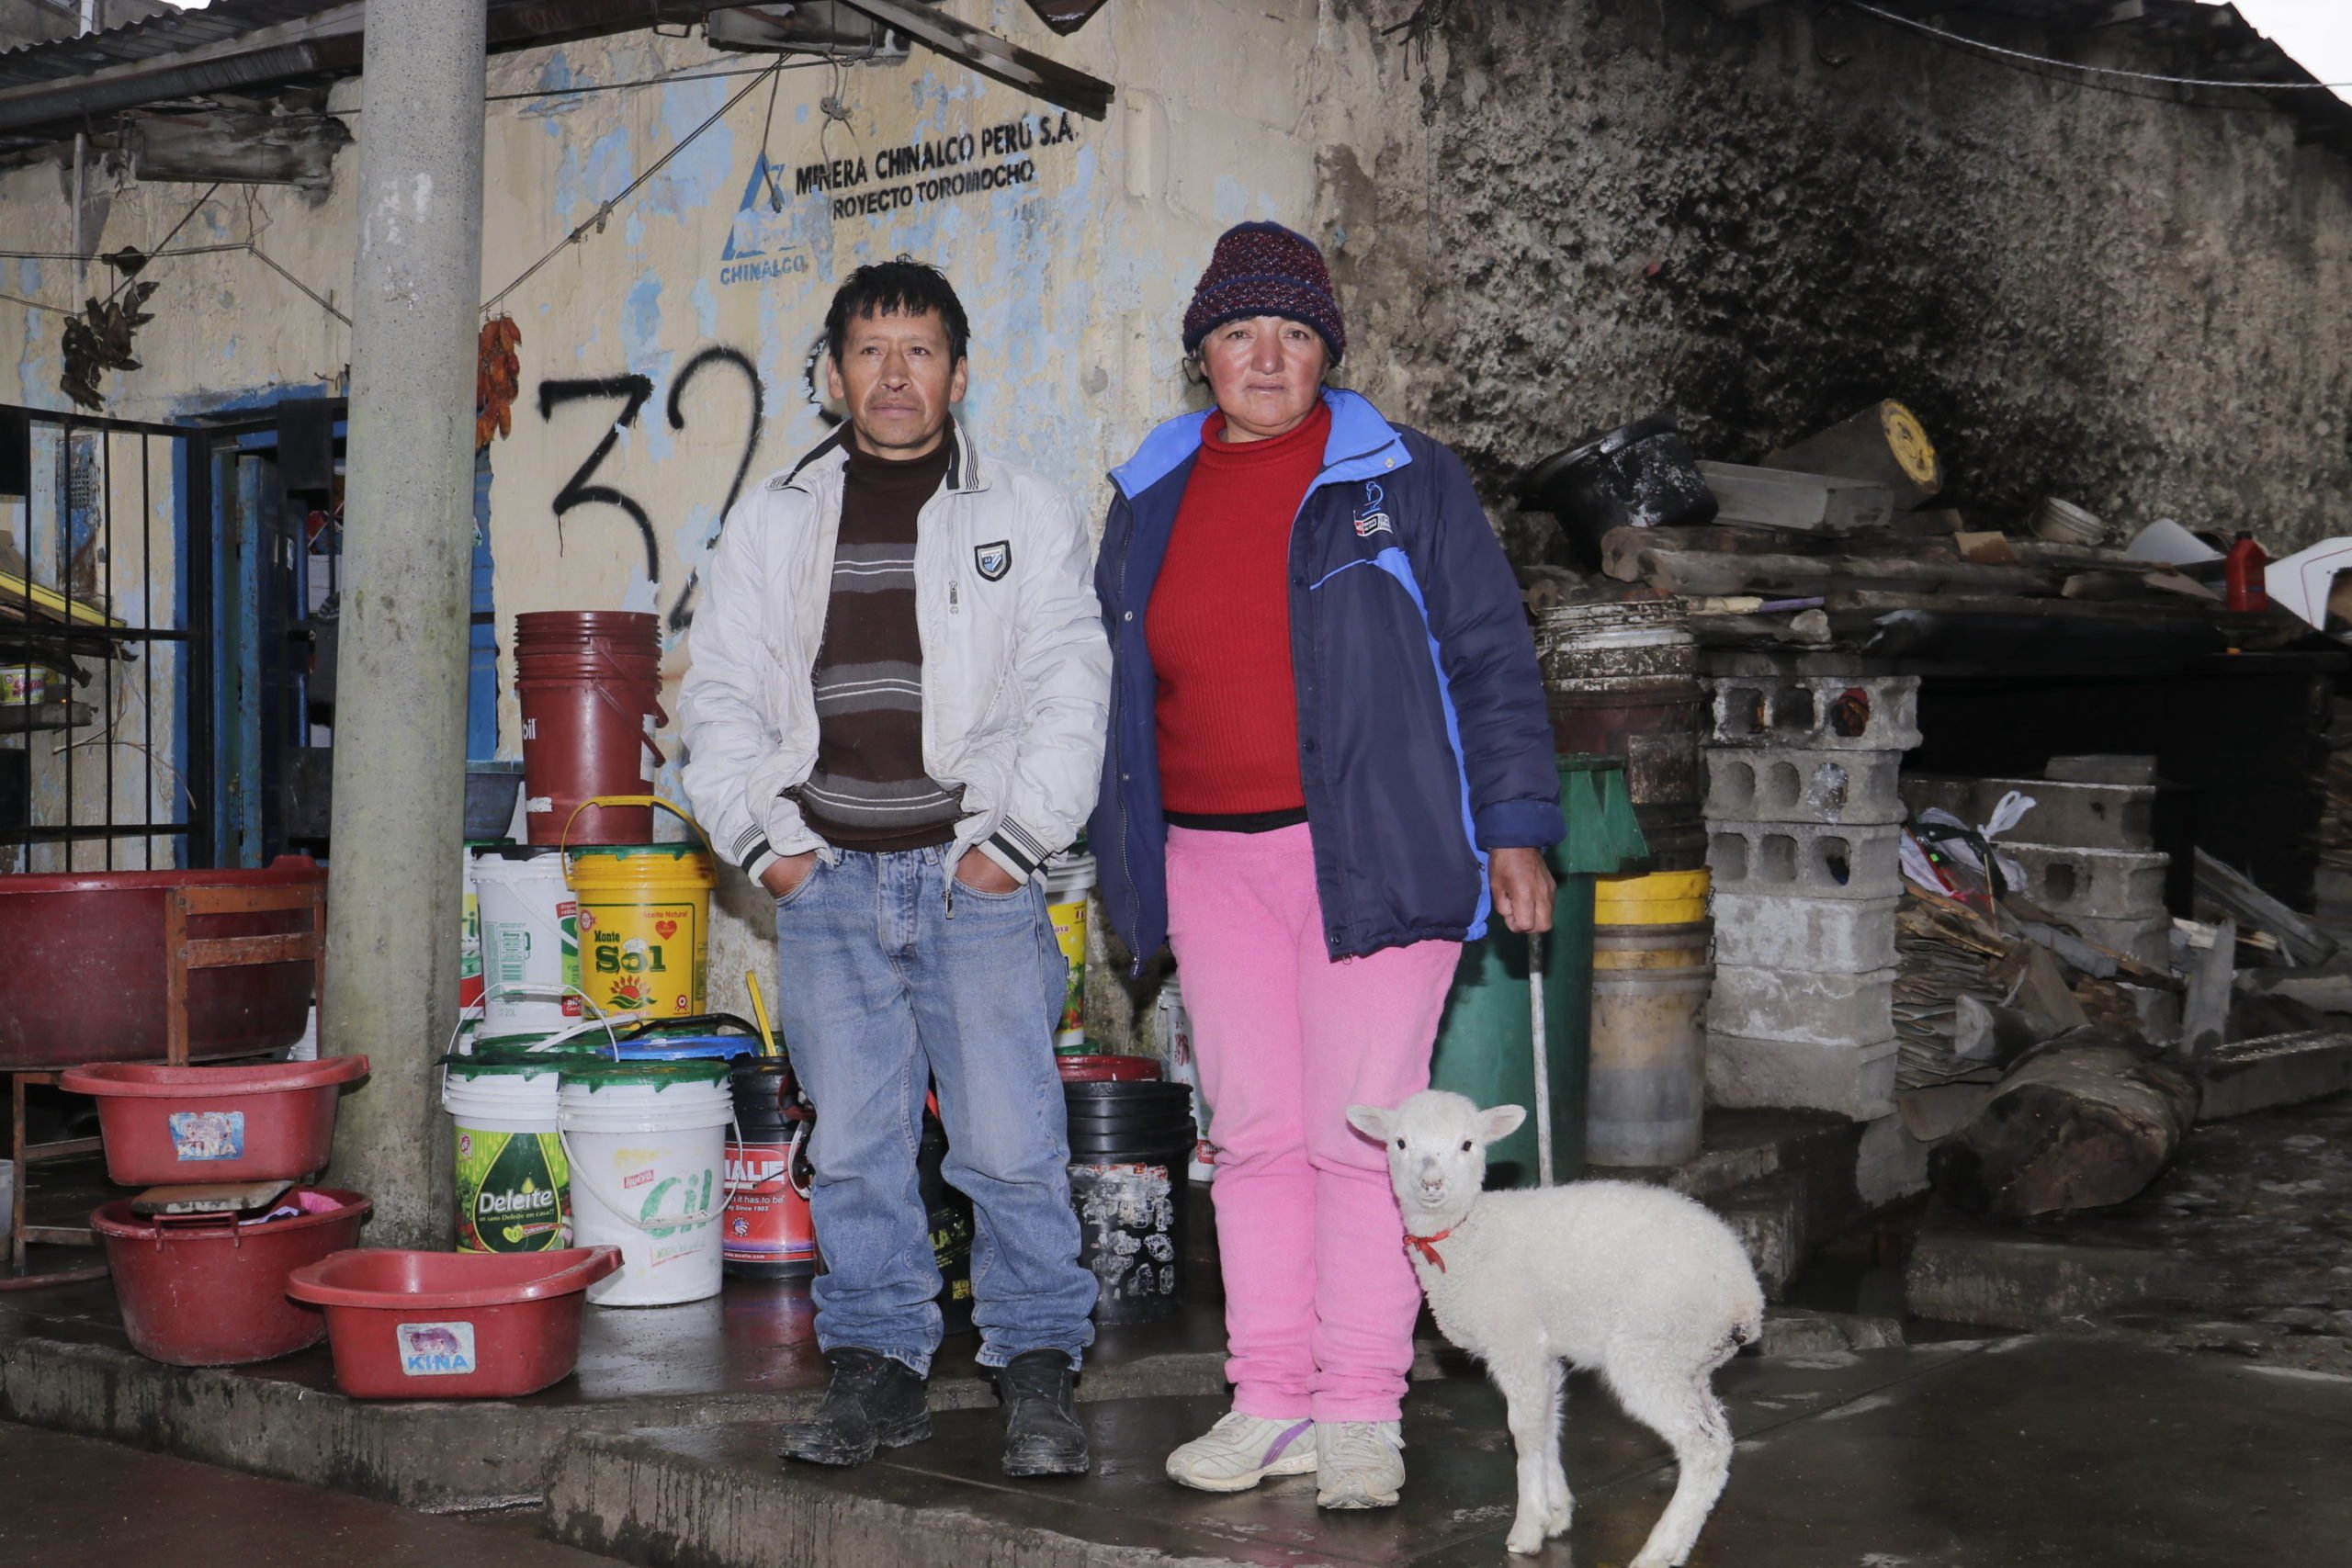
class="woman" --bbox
[1090,221,1565,1508]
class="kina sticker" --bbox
[168,1110,244,1161]
[397,1321,479,1377]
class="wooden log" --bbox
[1606,539,2062,597]
[1695,461,1894,534]
[1929,1035,2199,1220]
[1764,400,1944,508]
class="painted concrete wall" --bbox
[1325,0,2352,563]
[3,0,2347,1028]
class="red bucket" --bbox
[59,1056,369,1186]
[515,610,666,847]
[92,1187,370,1366]
[287,1246,620,1398]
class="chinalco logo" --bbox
[720,153,814,288]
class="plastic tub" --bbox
[59,1056,369,1185]
[91,1187,369,1366]
[288,1246,620,1398]
[1055,1055,1162,1083]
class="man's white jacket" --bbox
[680,421,1110,886]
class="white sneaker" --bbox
[1165,1411,1318,1493]
[1314,1420,1405,1509]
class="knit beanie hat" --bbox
[1181,220,1346,365]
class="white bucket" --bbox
[1157,976,1216,1183]
[1043,852,1097,1050]
[557,1065,734,1307]
[472,847,581,1035]
[443,1058,571,1253]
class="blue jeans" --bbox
[770,844,1097,1374]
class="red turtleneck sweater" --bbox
[1147,401,1331,817]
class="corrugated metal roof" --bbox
[0,0,347,90]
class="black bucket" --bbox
[1517,413,1716,568]
[921,1113,977,1336]
[723,1056,816,1280]
[1065,1080,1195,1325]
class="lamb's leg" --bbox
[1541,1359,1573,1537]
[1610,1359,1735,1568]
[1489,1348,1560,1555]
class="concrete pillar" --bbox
[324,0,489,1246]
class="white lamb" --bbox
[1347,1090,1764,1565]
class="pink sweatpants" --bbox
[1166,823,1461,1423]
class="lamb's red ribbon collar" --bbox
[1403,1226,1453,1272]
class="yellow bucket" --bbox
[1594,868,1711,928]
[563,796,715,1021]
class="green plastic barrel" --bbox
[1428,756,1648,1187]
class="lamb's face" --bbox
[1347,1090,1526,1220]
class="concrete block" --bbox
[1904,1218,2190,1331]
[2000,841,2168,921]
[1710,964,1895,1045]
[2046,753,2156,785]
[1706,747,1905,826]
[2195,1030,2352,1121]
[1713,892,1900,972]
[2070,912,2173,969]
[1706,674,1920,751]
[1708,820,1903,901]
[1707,1032,1897,1120]
[1900,773,2156,852]
[2119,981,2183,1046]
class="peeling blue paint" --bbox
[691,276,718,338]
[552,126,633,223]
[641,80,735,220]
[621,275,673,461]
[521,51,587,118]
[1214,175,1250,222]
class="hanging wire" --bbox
[1840,1,2352,91]
[480,60,790,315]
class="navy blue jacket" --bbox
[1090,389,1565,970]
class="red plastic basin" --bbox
[0,856,324,1068]
[286,1247,620,1399]
[91,1188,371,1367]
[59,1056,369,1186]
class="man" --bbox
[682,259,1106,1477]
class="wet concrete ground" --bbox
[550,1335,2352,1567]
[0,1421,614,1567]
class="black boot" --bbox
[778,1348,932,1466]
[996,1349,1090,1478]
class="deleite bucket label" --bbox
[168,1111,244,1162]
[455,1127,571,1252]
[578,901,698,1017]
[396,1321,479,1377]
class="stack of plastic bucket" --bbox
[62,1057,374,1365]
[515,611,665,848]
[1586,869,1713,1167]
[1060,1058,1194,1325]
[557,1058,735,1306]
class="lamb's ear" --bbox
[1476,1104,1527,1145]
[1347,1104,1397,1143]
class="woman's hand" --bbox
[1489,847,1556,934]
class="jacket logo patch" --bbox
[975,540,1011,581]
[1353,481,1393,538]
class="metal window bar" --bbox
[0,403,264,873]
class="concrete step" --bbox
[1604,1111,1863,1299]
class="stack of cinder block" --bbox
[1900,755,2168,966]
[1702,672,1918,1121]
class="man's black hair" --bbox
[824,257,971,366]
